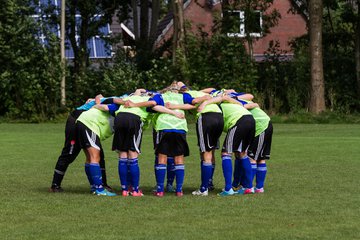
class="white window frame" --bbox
[226,10,263,38]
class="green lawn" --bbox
[0,123,359,240]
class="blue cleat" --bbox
[95,189,117,197]
[217,188,235,196]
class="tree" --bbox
[126,0,161,70]
[0,0,61,120]
[309,0,326,113]
[64,0,119,101]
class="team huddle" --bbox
[49,81,273,197]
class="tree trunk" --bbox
[131,0,139,39]
[136,0,150,69]
[140,0,149,43]
[149,0,160,51]
[309,0,326,113]
[356,0,360,104]
[172,0,185,64]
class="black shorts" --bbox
[76,121,102,151]
[222,115,255,153]
[155,131,189,157]
[196,112,224,152]
[248,122,273,161]
[112,112,143,153]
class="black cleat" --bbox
[49,185,64,193]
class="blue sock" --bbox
[251,162,257,184]
[167,157,175,186]
[128,158,140,192]
[222,154,233,191]
[208,163,215,186]
[256,163,267,189]
[118,158,128,191]
[154,155,158,183]
[85,163,93,186]
[240,155,253,189]
[155,164,166,192]
[232,158,241,188]
[127,167,132,188]
[89,163,104,191]
[175,164,185,193]
[200,162,212,192]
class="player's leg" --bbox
[154,153,167,196]
[50,114,79,192]
[174,155,185,197]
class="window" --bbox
[223,10,262,38]
[31,0,112,59]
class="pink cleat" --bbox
[132,190,144,197]
[154,191,164,197]
[176,191,183,197]
[122,190,129,197]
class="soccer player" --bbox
[49,94,124,193]
[198,94,256,196]
[113,90,185,196]
[75,101,119,196]
[167,82,224,196]
[230,98,273,193]
[111,91,152,197]
[137,83,193,197]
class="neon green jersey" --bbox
[77,108,114,141]
[115,95,150,122]
[220,102,252,132]
[187,90,222,119]
[155,92,188,132]
[242,100,270,136]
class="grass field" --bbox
[0,123,359,240]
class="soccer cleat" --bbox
[217,188,235,196]
[235,187,255,195]
[131,190,144,197]
[192,189,208,196]
[255,187,264,193]
[154,191,164,197]
[103,184,114,193]
[49,185,64,193]
[176,191,184,197]
[232,184,243,191]
[166,184,176,193]
[208,183,215,191]
[95,189,117,197]
[122,190,129,197]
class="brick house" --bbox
[115,0,308,61]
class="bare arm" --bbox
[200,87,215,93]
[125,100,157,108]
[92,104,109,111]
[192,95,211,105]
[222,95,242,105]
[243,102,259,110]
[113,98,126,105]
[95,94,104,105]
[152,105,185,119]
[197,96,223,112]
[166,102,197,110]
[133,88,147,96]
[237,93,254,101]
